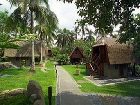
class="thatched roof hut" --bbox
[87,37,134,78]
[3,41,48,67]
[4,41,48,58]
[70,47,84,64]
[94,37,133,64]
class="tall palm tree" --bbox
[35,8,58,62]
[7,0,50,71]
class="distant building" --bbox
[3,41,48,67]
[70,47,84,64]
[87,38,133,78]
[47,49,52,57]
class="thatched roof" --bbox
[70,47,84,58]
[4,41,48,58]
[93,37,133,64]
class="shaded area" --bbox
[58,91,140,105]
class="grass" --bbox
[0,60,56,105]
[63,65,140,97]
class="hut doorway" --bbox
[92,47,99,60]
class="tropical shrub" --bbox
[56,54,69,65]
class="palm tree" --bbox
[84,28,95,41]
[75,20,87,40]
[56,28,75,52]
[7,0,50,71]
[35,9,58,62]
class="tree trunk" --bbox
[40,41,43,62]
[40,33,43,63]
[81,26,85,40]
[30,10,35,72]
[31,41,35,71]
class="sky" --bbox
[0,0,79,30]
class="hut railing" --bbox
[93,54,101,73]
[94,55,101,66]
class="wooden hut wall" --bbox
[99,45,109,63]
[9,57,31,67]
[92,45,109,63]
[104,63,120,78]
[70,49,83,58]
[104,63,128,78]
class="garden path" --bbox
[56,65,103,105]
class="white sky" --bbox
[49,0,79,30]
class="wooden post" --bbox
[48,86,52,105]
[56,69,57,78]
[76,64,80,75]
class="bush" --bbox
[56,54,69,65]
[51,47,61,57]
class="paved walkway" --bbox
[56,65,103,105]
[56,65,140,105]
[56,65,80,94]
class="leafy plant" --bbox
[56,54,69,65]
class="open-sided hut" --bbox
[88,38,133,78]
[4,41,48,67]
[70,47,84,64]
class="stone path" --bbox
[56,65,140,105]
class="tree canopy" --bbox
[0,11,20,49]
[60,0,140,35]
[0,11,9,32]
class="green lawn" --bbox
[63,65,140,97]
[0,60,56,105]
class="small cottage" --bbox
[70,47,84,64]
[87,38,133,78]
[3,41,48,67]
